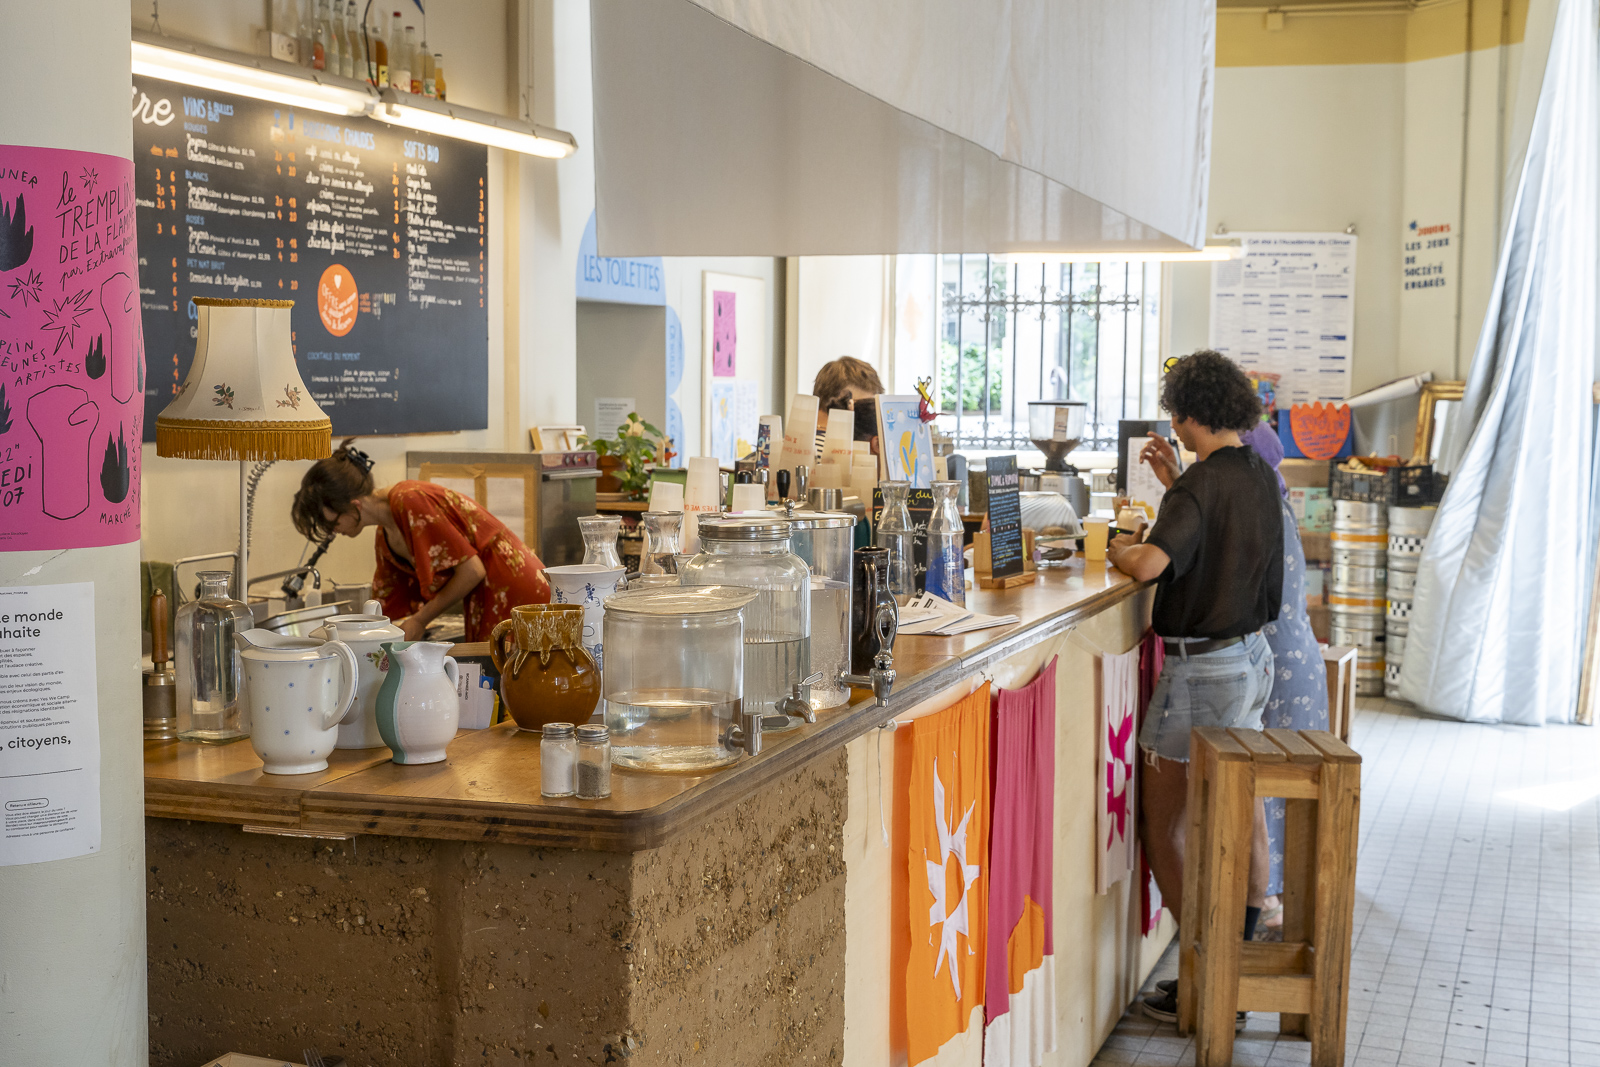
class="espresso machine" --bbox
[1027,400,1091,518]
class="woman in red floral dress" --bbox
[291,441,549,641]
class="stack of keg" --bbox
[1384,506,1437,699]
[1329,500,1388,696]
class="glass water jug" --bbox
[175,570,253,743]
[924,481,966,606]
[577,514,624,571]
[679,517,811,729]
[602,585,757,773]
[876,481,915,604]
[778,508,856,710]
[640,511,683,574]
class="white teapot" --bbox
[235,629,359,775]
[311,599,404,750]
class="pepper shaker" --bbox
[575,724,612,799]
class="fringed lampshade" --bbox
[156,298,331,461]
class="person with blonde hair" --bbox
[811,356,884,457]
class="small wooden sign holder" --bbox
[972,529,1038,589]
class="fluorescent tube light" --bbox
[1008,243,1247,266]
[376,89,578,159]
[132,31,376,117]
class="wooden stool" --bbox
[1177,728,1360,1067]
[1321,646,1358,742]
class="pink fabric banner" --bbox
[983,656,1057,1067]
[0,145,142,549]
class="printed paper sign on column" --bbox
[0,146,143,548]
[0,582,101,866]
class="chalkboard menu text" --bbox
[985,455,1024,579]
[132,75,489,439]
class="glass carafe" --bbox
[782,509,857,711]
[679,517,811,729]
[578,515,624,570]
[876,481,915,604]
[640,511,683,574]
[603,585,757,773]
[175,570,253,743]
[924,481,966,606]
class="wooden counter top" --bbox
[145,562,1150,851]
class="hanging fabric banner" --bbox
[903,682,991,1066]
[1097,649,1139,894]
[984,659,1058,1067]
[1138,632,1167,934]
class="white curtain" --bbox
[1398,0,1598,725]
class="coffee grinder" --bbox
[1027,400,1091,518]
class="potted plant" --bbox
[580,413,666,500]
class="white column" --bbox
[0,4,147,1066]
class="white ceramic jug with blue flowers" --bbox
[236,629,359,775]
[374,640,460,764]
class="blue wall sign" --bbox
[576,211,665,305]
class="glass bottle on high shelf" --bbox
[174,571,254,744]
[343,0,361,80]
[371,8,389,87]
[923,480,966,607]
[388,12,409,92]
[433,53,446,101]
[406,26,422,93]
[876,480,915,605]
[310,0,328,71]
[298,0,316,68]
[421,44,436,97]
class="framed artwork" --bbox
[876,394,936,487]
[701,272,766,462]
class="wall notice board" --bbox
[131,75,488,440]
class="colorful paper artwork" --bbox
[1097,649,1139,894]
[712,289,736,377]
[878,395,936,487]
[1290,402,1353,461]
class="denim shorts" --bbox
[1138,631,1275,762]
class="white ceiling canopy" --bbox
[590,0,1214,257]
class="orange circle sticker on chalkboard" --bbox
[317,265,358,336]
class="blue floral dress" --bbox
[1261,495,1329,896]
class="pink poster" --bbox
[711,289,736,377]
[0,146,142,549]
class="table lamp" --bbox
[156,298,332,602]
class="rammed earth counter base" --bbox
[144,565,1169,1067]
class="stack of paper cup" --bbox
[779,394,819,490]
[729,483,767,512]
[682,457,722,554]
[851,441,878,490]
[648,479,684,513]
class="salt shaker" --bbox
[575,724,612,799]
[540,722,577,797]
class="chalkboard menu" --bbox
[131,75,488,440]
[984,455,1024,579]
[872,485,934,593]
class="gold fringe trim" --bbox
[156,417,331,461]
[191,297,296,309]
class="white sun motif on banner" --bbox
[925,757,981,999]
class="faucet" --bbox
[841,602,898,707]
[723,703,765,757]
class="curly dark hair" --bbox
[291,437,374,541]
[1158,350,1262,433]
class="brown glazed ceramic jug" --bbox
[490,604,602,731]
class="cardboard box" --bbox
[1279,459,1330,489]
[1307,604,1331,645]
[1290,487,1333,533]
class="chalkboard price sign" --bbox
[131,75,489,440]
[985,455,1024,579]
[872,485,934,593]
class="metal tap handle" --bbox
[725,706,765,757]
[874,600,899,651]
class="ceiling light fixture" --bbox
[131,31,579,160]
[132,31,375,116]
[376,88,577,159]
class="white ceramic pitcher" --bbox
[374,640,460,765]
[310,599,404,750]
[236,629,359,775]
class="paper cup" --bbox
[648,480,684,512]
[1084,517,1110,562]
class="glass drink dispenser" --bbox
[776,509,857,710]
[602,586,757,773]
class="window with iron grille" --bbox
[936,255,1163,453]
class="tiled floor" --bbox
[1091,698,1600,1067]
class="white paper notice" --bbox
[0,582,100,867]
[1125,438,1168,515]
[1210,232,1356,406]
[594,397,636,437]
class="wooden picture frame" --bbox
[1412,380,1465,464]
[531,425,586,453]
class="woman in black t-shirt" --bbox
[1106,350,1281,1026]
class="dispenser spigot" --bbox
[724,704,764,757]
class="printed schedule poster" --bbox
[1209,232,1356,406]
[131,74,489,437]
[0,582,100,867]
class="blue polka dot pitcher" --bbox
[235,628,359,775]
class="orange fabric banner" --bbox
[904,683,992,1065]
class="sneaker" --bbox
[1141,987,1247,1032]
